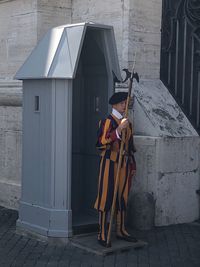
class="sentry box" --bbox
[15,22,121,238]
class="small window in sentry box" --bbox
[34,96,40,112]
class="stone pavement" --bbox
[0,206,200,267]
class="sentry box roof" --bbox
[15,22,121,81]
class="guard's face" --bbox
[113,100,127,115]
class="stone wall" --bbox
[0,0,72,209]
[0,0,72,80]
[0,0,37,79]
[129,0,162,79]
[133,136,200,226]
[72,0,162,79]
[119,79,199,226]
[36,0,72,40]
[72,0,127,69]
[0,80,22,209]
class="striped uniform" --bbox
[94,114,136,242]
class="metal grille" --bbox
[160,0,200,134]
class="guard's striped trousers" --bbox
[94,156,132,212]
[98,210,129,242]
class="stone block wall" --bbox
[120,78,199,226]
[72,0,127,69]
[36,0,72,40]
[0,0,72,80]
[0,0,72,209]
[72,0,162,79]
[0,0,37,79]
[133,136,200,226]
[129,0,162,79]
[0,80,22,209]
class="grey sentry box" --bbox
[15,22,121,238]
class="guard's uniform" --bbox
[94,112,136,243]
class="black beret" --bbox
[109,92,128,105]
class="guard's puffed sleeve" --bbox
[96,118,118,150]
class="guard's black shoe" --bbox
[98,239,111,248]
[116,234,138,243]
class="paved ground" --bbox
[0,206,200,267]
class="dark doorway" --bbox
[72,28,113,234]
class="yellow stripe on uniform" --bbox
[123,175,129,206]
[94,157,104,210]
[100,159,110,211]
[102,212,106,241]
[101,119,111,145]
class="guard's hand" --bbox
[130,169,136,177]
[121,118,129,128]
[117,118,129,135]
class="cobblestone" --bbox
[0,206,200,267]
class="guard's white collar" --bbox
[112,108,123,119]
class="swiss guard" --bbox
[94,91,137,247]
